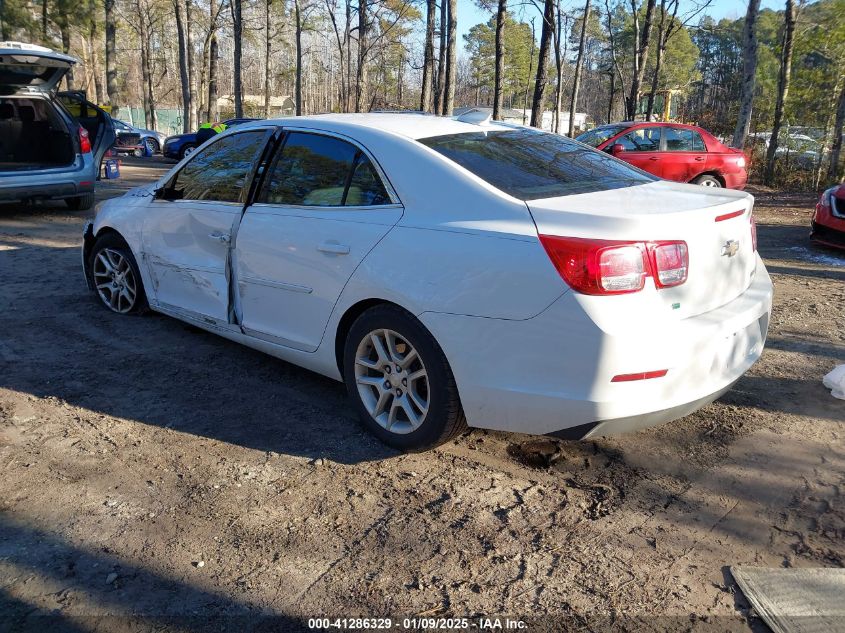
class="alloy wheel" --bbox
[93,248,138,314]
[354,329,429,434]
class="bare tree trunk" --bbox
[607,70,615,123]
[645,0,672,121]
[232,0,244,117]
[265,0,273,117]
[105,0,119,108]
[355,0,368,112]
[207,31,219,121]
[42,0,48,42]
[174,0,192,132]
[60,22,74,90]
[568,0,591,136]
[493,0,506,120]
[137,0,156,129]
[627,0,656,120]
[522,18,535,124]
[826,82,845,182]
[764,0,798,186]
[420,0,436,112]
[295,0,303,114]
[434,0,447,114]
[604,0,626,104]
[88,0,104,104]
[530,0,554,128]
[732,0,761,148]
[552,3,565,132]
[186,0,197,129]
[443,0,457,114]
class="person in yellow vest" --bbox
[195,121,227,146]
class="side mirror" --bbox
[154,186,182,200]
[611,143,626,156]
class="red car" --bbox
[811,184,845,249]
[576,122,748,189]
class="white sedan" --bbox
[83,113,773,450]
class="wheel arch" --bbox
[83,225,131,284]
[333,298,418,378]
[691,171,725,187]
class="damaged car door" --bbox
[234,130,403,352]
[141,128,273,326]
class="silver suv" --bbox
[0,42,115,210]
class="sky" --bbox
[456,0,786,45]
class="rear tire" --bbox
[66,193,95,211]
[343,305,467,451]
[694,174,722,188]
[88,233,148,315]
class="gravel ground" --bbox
[0,161,843,633]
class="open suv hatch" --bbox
[0,42,115,210]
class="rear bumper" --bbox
[421,257,773,438]
[0,155,95,202]
[723,170,748,190]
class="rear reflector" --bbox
[611,369,668,382]
[715,209,745,222]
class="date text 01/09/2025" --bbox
[307,617,528,630]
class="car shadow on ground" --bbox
[0,515,312,632]
[0,238,397,465]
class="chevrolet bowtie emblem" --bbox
[721,240,740,257]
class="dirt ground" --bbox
[0,158,843,633]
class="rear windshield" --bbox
[419,128,654,200]
[575,125,629,147]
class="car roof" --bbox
[245,112,517,140]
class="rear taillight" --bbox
[650,242,688,288]
[78,126,92,154]
[539,236,688,295]
[750,214,757,252]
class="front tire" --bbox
[694,174,722,188]
[144,137,159,155]
[88,233,148,315]
[179,144,196,160]
[343,305,467,451]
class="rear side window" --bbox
[664,127,706,152]
[575,125,629,148]
[170,130,268,203]
[419,128,654,200]
[259,131,391,207]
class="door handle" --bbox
[317,241,350,255]
[649,156,660,161]
[694,157,705,162]
[209,232,231,243]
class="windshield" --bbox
[575,125,629,147]
[419,128,654,200]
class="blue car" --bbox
[111,118,166,155]
[162,118,259,160]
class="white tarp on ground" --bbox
[731,567,845,633]
[823,365,845,400]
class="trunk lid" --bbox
[528,180,758,319]
[0,42,76,93]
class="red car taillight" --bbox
[538,236,689,295]
[79,126,92,154]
